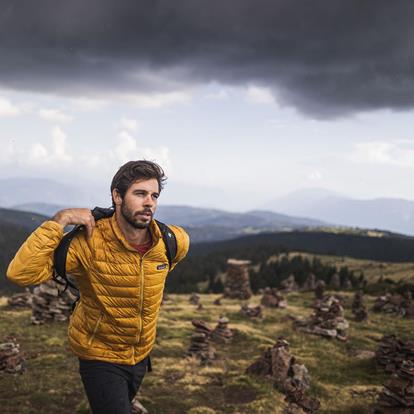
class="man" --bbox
[7,160,190,414]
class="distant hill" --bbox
[264,188,414,236]
[0,208,50,293]
[0,177,110,208]
[12,203,327,242]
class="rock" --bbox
[240,303,263,319]
[352,290,368,322]
[301,274,316,292]
[314,280,325,300]
[294,296,349,341]
[374,360,414,413]
[373,293,414,319]
[281,274,298,293]
[0,337,26,374]
[211,316,233,344]
[375,335,414,373]
[329,273,340,289]
[189,293,201,305]
[247,338,320,413]
[261,287,287,308]
[7,288,32,308]
[186,320,216,365]
[223,259,252,300]
[31,279,77,324]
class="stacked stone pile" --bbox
[329,273,340,289]
[240,303,263,319]
[211,316,233,343]
[342,276,352,289]
[261,287,287,308]
[373,360,414,413]
[373,293,414,319]
[246,338,320,413]
[281,274,298,293]
[7,288,32,308]
[352,290,368,322]
[186,320,216,365]
[0,337,26,374]
[294,296,349,341]
[301,274,316,291]
[314,280,325,300]
[189,293,201,305]
[223,259,252,300]
[376,335,414,373]
[31,280,78,324]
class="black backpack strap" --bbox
[155,219,177,270]
[53,225,83,291]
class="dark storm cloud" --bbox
[1,0,414,116]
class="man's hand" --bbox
[52,208,96,238]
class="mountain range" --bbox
[264,188,414,236]
[2,177,414,236]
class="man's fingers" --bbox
[84,213,96,239]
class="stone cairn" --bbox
[329,273,341,289]
[246,338,320,413]
[374,335,414,413]
[189,292,201,305]
[294,296,349,341]
[186,320,216,365]
[373,360,414,413]
[280,274,298,293]
[261,287,287,308]
[342,276,352,290]
[0,337,26,374]
[301,274,316,292]
[373,293,414,319]
[7,288,32,308]
[314,280,325,301]
[31,279,77,324]
[352,290,368,322]
[211,316,233,344]
[223,259,252,300]
[376,335,414,373]
[240,303,263,319]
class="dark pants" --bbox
[79,357,149,414]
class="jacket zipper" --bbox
[133,232,158,360]
[88,313,103,346]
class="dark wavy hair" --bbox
[110,160,167,206]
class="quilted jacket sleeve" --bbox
[169,225,190,271]
[6,220,84,287]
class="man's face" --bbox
[115,179,159,229]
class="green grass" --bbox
[0,292,413,414]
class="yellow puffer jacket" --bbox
[7,214,189,364]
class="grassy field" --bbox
[0,291,413,414]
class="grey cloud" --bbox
[1,0,414,117]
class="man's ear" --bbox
[112,189,122,206]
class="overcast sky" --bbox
[1,1,414,211]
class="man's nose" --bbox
[143,195,154,207]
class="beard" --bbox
[121,200,152,229]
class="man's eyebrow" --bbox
[133,189,159,195]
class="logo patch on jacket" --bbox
[157,263,168,270]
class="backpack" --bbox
[52,206,177,297]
